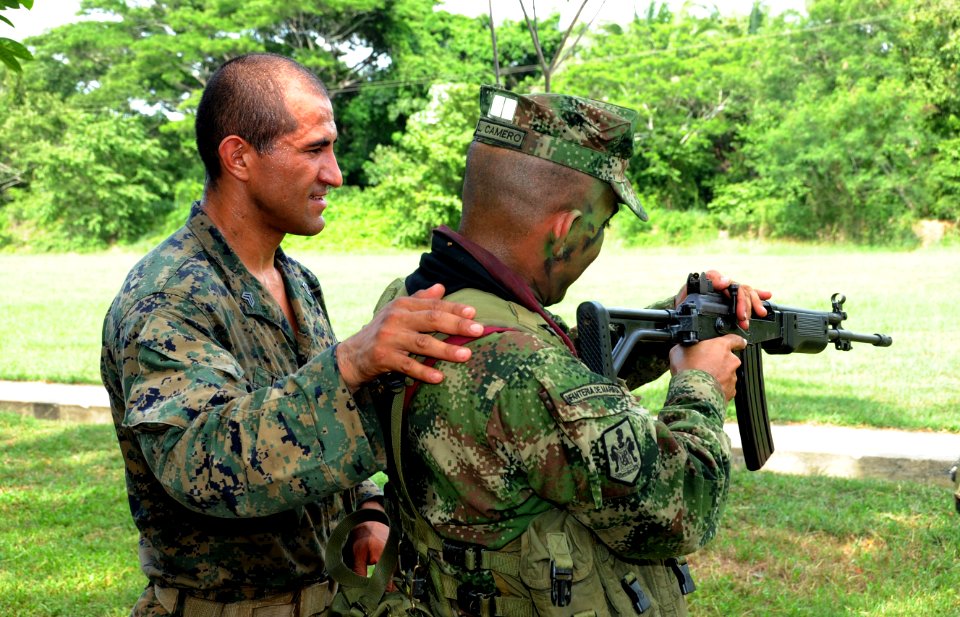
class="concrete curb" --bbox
[1,380,957,487]
[725,423,959,488]
[0,380,112,424]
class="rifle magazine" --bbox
[734,344,774,471]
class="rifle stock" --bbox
[575,273,892,471]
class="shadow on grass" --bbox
[689,470,960,616]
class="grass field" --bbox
[1,411,956,617]
[1,240,957,431]
[1,241,958,616]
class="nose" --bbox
[319,150,343,188]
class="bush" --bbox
[1,99,174,250]
[612,203,720,246]
[282,186,397,253]
[360,83,476,247]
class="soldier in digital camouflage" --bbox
[378,86,772,617]
[100,53,485,617]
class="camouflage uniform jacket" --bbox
[100,203,385,604]
[398,228,731,561]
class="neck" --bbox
[436,226,578,355]
[459,224,552,306]
[201,189,283,278]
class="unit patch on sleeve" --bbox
[601,419,641,485]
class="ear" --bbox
[549,209,583,257]
[217,135,252,182]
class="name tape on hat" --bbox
[475,119,525,149]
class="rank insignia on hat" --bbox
[488,93,518,122]
[601,419,641,485]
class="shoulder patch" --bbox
[560,383,624,405]
[601,419,641,485]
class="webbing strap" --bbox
[392,326,514,513]
[437,574,536,617]
[324,508,399,614]
[389,326,535,617]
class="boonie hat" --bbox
[473,85,647,221]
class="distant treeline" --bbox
[1,0,957,250]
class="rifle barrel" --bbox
[828,329,893,347]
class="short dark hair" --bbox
[195,53,329,187]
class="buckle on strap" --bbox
[457,585,497,617]
[550,560,573,608]
[666,558,696,595]
[442,539,485,571]
[620,573,651,615]
[546,532,573,607]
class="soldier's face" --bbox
[245,85,343,237]
[542,178,618,305]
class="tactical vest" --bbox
[374,281,695,617]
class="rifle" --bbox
[575,272,893,471]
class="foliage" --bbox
[741,77,927,243]
[360,83,477,247]
[2,0,960,249]
[555,3,763,215]
[1,93,174,249]
[0,0,33,73]
[554,0,957,245]
[281,185,397,252]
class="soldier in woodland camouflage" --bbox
[100,53,483,617]
[380,86,771,617]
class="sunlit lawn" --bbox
[1,240,956,431]
[0,412,956,617]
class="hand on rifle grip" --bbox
[669,334,748,402]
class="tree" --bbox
[555,3,763,214]
[360,83,477,247]
[1,94,174,248]
[514,0,593,92]
[0,0,34,73]
[900,0,960,222]
[728,0,926,242]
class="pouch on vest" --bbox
[518,510,610,617]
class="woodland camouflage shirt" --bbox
[401,230,732,561]
[100,203,385,601]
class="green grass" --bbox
[0,413,142,617]
[1,411,956,617]
[0,240,958,431]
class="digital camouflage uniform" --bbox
[380,229,730,617]
[100,203,386,616]
[376,87,733,617]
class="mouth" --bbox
[309,192,327,208]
